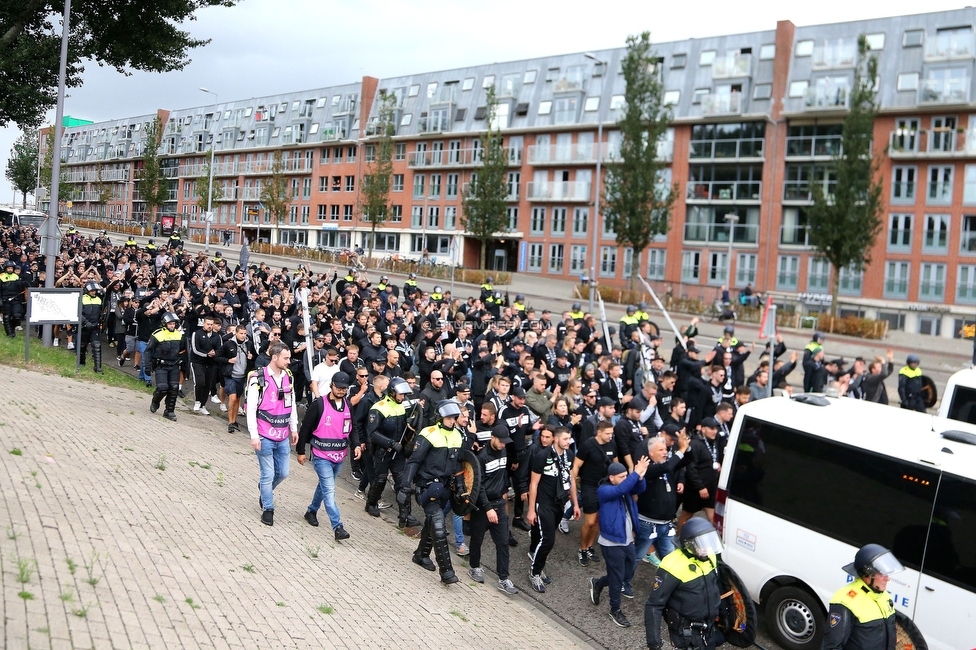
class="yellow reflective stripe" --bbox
[829,579,894,623]
[153,328,183,342]
[372,397,405,417]
[658,549,717,582]
[899,366,922,378]
[420,424,463,448]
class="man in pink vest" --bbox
[297,371,361,540]
[247,340,299,526]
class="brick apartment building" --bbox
[37,8,976,338]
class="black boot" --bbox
[79,350,86,366]
[365,478,386,516]
[433,534,458,584]
[398,503,420,528]
[412,518,435,570]
[92,341,103,374]
[150,389,164,413]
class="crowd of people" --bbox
[0,222,920,646]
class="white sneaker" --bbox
[53,338,59,347]
[210,395,221,404]
[193,401,202,411]
[197,406,209,416]
[377,500,393,509]
[558,518,570,534]
[66,342,75,350]
[354,490,366,501]
[238,407,246,416]
[219,403,228,413]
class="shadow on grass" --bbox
[0,332,152,394]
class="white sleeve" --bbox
[246,378,260,440]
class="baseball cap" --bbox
[556,349,569,358]
[686,345,700,354]
[331,372,351,388]
[491,428,513,445]
[700,417,719,429]
[597,396,616,407]
[661,423,683,438]
[510,386,526,398]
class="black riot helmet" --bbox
[679,518,724,560]
[843,544,904,581]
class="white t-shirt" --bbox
[310,362,340,394]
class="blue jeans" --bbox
[256,437,291,510]
[635,519,675,559]
[442,502,465,547]
[595,543,636,611]
[309,456,343,529]
[137,340,151,382]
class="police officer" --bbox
[80,282,105,373]
[512,294,526,316]
[430,285,444,302]
[365,377,420,527]
[803,331,826,367]
[644,518,725,650]
[399,399,464,584]
[897,354,925,412]
[125,235,138,247]
[0,261,27,337]
[168,231,182,249]
[480,276,494,304]
[569,302,585,323]
[147,312,186,421]
[403,272,420,300]
[620,305,640,340]
[146,239,158,253]
[823,544,902,650]
[635,301,651,323]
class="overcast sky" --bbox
[0,0,964,204]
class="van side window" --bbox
[947,386,976,425]
[728,418,937,570]
[927,476,976,593]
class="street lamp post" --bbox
[584,52,606,316]
[725,211,739,290]
[200,88,218,253]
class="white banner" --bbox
[28,289,81,324]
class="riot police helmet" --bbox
[626,305,636,314]
[516,294,524,302]
[572,302,581,311]
[679,518,724,560]
[485,276,493,284]
[843,544,904,580]
[436,399,462,420]
[409,272,416,280]
[813,331,825,343]
[433,285,443,294]
[638,301,648,310]
[85,282,99,293]
[162,312,179,327]
[907,354,920,365]
[388,377,412,398]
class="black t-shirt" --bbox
[530,445,574,505]
[576,437,618,486]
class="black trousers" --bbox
[153,364,181,413]
[528,501,561,576]
[469,498,510,581]
[190,362,216,405]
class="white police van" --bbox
[938,367,976,425]
[715,394,976,650]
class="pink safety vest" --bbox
[310,397,352,462]
[255,368,293,442]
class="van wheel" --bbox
[765,586,824,650]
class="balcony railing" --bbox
[783,179,837,201]
[780,224,811,246]
[525,181,591,202]
[804,82,849,110]
[884,280,908,297]
[686,180,762,202]
[962,231,976,253]
[64,168,129,183]
[217,187,240,200]
[242,187,263,200]
[526,142,612,165]
[712,53,752,78]
[919,282,945,301]
[690,138,764,159]
[701,92,743,115]
[408,147,483,168]
[888,128,973,156]
[919,76,971,104]
[924,32,976,61]
[812,39,857,70]
[785,135,842,157]
[683,222,759,244]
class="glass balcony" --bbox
[961,231,976,253]
[690,137,764,159]
[242,187,262,200]
[526,142,614,164]
[712,53,752,79]
[888,128,920,153]
[683,222,758,244]
[432,85,458,104]
[701,92,743,115]
[785,135,842,157]
[780,224,812,246]
[783,179,837,201]
[925,32,976,61]
[805,80,849,110]
[525,181,591,201]
[408,147,482,168]
[884,279,908,298]
[919,281,945,301]
[889,128,967,156]
[686,180,762,202]
[919,75,971,104]
[812,39,857,70]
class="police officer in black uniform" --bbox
[0,261,27,337]
[403,272,420,301]
[823,544,902,650]
[80,282,105,373]
[365,377,420,527]
[897,354,925,412]
[147,312,186,421]
[645,518,725,650]
[399,399,465,584]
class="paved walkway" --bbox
[0,368,591,650]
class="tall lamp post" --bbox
[584,52,606,316]
[200,88,218,253]
[725,211,739,290]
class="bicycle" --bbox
[701,299,737,324]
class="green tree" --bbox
[359,91,397,261]
[260,149,290,239]
[461,85,509,270]
[807,34,884,318]
[194,152,224,213]
[0,0,239,130]
[138,115,169,225]
[602,32,678,291]
[5,131,37,207]
[92,162,113,216]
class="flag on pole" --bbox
[597,293,612,350]
[637,276,687,350]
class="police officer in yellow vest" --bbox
[145,239,158,253]
[125,235,137,247]
[803,331,826,366]
[645,518,725,650]
[569,301,585,322]
[147,312,186,421]
[0,261,26,337]
[897,354,925,412]
[620,305,640,340]
[512,294,526,316]
[365,378,420,527]
[823,544,901,650]
[635,301,650,322]
[399,399,465,584]
[168,232,182,248]
[403,272,419,300]
[480,277,494,304]
[430,285,444,302]
[80,282,105,373]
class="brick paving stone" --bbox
[0,368,593,649]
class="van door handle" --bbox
[924,586,935,592]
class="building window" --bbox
[346,146,356,163]
[411,206,423,228]
[332,176,341,192]
[506,171,520,200]
[600,246,617,277]
[777,255,799,290]
[343,205,353,221]
[808,258,831,292]
[551,207,567,236]
[962,215,976,254]
[364,144,375,162]
[572,207,588,237]
[444,206,456,230]
[647,249,666,280]
[363,233,400,252]
[672,53,687,68]
[345,175,355,192]
[318,176,328,193]
[392,174,404,192]
[788,81,808,98]
[301,205,309,224]
[965,165,976,204]
[795,40,814,57]
[663,90,680,105]
[903,29,924,48]
[528,243,543,272]
[303,178,311,199]
[957,265,976,302]
[621,248,634,279]
[317,205,327,221]
[919,263,946,301]
[570,245,587,274]
[918,316,941,337]
[330,205,339,221]
[288,205,298,224]
[429,174,441,198]
[446,173,459,199]
[736,253,757,286]
[884,261,910,298]
[320,148,331,164]
[931,116,957,152]
[708,252,728,284]
[413,174,425,198]
[681,251,701,282]
[506,207,518,231]
[549,244,564,273]
[896,73,919,91]
[923,214,950,252]
[394,143,406,161]
[838,263,863,295]
[891,166,916,203]
[530,207,546,235]
[888,214,912,252]
[427,206,439,229]
[927,166,953,204]
[390,205,402,223]
[699,50,716,66]
[759,44,776,60]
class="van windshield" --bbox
[948,386,976,425]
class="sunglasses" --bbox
[357,374,369,378]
